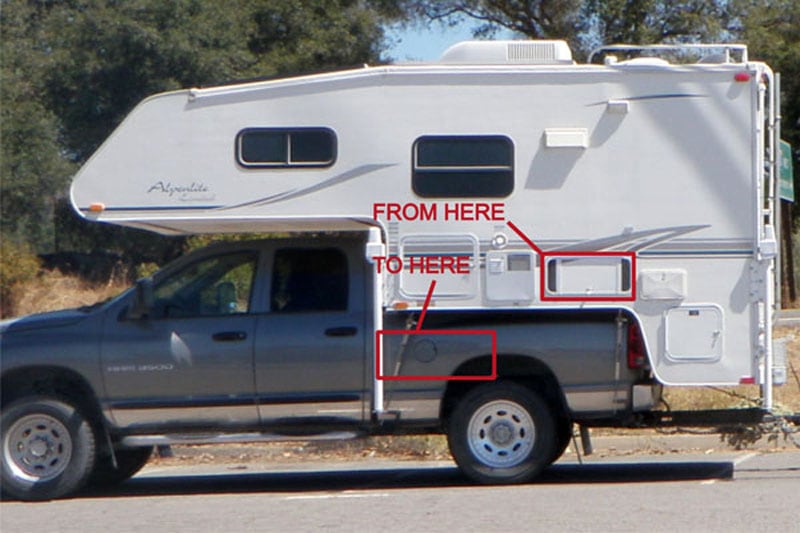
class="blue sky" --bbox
[385,23,516,62]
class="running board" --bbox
[120,431,361,447]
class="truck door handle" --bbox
[212,331,247,342]
[325,327,357,337]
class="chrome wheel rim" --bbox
[4,414,73,482]
[467,400,535,469]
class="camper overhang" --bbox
[81,214,380,236]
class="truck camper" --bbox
[1,40,789,500]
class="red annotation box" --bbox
[539,251,637,302]
[375,329,497,381]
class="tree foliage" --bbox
[1,2,77,250]
[1,0,399,260]
[405,0,584,41]
[580,0,731,52]
[401,0,735,56]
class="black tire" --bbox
[549,417,574,465]
[447,381,556,484]
[1,397,96,500]
[90,445,153,487]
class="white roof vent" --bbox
[439,40,573,65]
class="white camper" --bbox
[71,40,783,400]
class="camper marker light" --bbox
[88,203,105,213]
[734,72,751,82]
[739,376,756,385]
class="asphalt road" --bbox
[2,450,798,532]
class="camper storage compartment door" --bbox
[664,305,724,362]
[398,234,478,299]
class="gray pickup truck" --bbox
[1,234,653,500]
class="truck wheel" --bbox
[1,397,95,500]
[447,381,556,484]
[550,418,574,465]
[90,446,153,487]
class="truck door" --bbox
[254,244,367,426]
[101,249,261,429]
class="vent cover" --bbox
[439,40,573,65]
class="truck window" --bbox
[151,252,257,318]
[271,248,348,312]
[412,135,514,198]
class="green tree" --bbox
[580,0,731,53]
[401,0,584,48]
[40,0,395,164]
[1,2,77,251]
[1,0,400,259]
[401,0,732,57]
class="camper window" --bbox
[412,136,513,197]
[237,128,336,168]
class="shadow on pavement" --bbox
[75,460,735,499]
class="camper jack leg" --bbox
[366,226,389,420]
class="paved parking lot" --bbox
[2,445,798,533]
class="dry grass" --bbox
[11,270,129,317]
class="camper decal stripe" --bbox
[587,93,706,106]
[638,250,753,257]
[549,225,710,252]
[78,164,395,215]
[81,205,224,212]
[624,93,707,101]
[222,163,397,210]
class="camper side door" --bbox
[254,242,368,426]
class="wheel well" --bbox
[1,366,106,432]
[440,354,570,426]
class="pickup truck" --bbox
[1,234,653,500]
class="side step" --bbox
[121,431,362,447]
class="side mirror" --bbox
[128,278,154,320]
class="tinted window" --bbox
[152,252,257,318]
[240,131,287,164]
[271,248,348,312]
[291,130,335,162]
[413,136,513,198]
[237,128,336,167]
